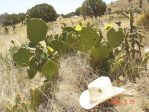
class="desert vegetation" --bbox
[0,0,149,112]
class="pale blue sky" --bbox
[0,0,114,14]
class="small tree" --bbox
[75,7,82,16]
[81,0,107,18]
[27,3,57,22]
[18,13,26,25]
[81,6,92,19]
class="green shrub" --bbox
[27,3,57,22]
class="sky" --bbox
[0,0,115,15]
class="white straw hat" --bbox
[80,76,126,109]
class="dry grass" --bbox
[38,53,99,112]
[0,25,27,56]
[0,26,45,111]
[115,70,149,112]
[0,54,45,110]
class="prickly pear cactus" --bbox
[42,60,58,80]
[12,19,126,81]
[28,69,37,79]
[65,32,78,50]
[77,27,102,52]
[90,45,111,65]
[28,56,39,79]
[29,56,38,70]
[48,40,69,55]
[30,88,43,110]
[107,28,124,48]
[30,82,51,110]
[62,26,76,33]
[13,48,33,67]
[27,18,48,43]
[66,33,76,44]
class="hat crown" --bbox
[88,76,115,103]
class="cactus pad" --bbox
[30,88,43,110]
[42,60,58,80]
[28,69,37,79]
[49,40,69,54]
[13,48,33,67]
[27,18,48,43]
[91,45,111,64]
[107,28,124,48]
[29,56,38,70]
[77,27,102,52]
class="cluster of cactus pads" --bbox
[13,18,126,81]
[12,18,149,110]
[13,18,58,80]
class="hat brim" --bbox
[80,87,126,109]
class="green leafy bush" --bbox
[27,3,57,22]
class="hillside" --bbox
[108,0,149,12]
